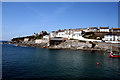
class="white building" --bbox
[64,30,71,35]
[99,27,109,32]
[49,29,84,39]
[111,28,120,32]
[56,31,71,38]
[89,27,98,32]
[72,31,82,37]
[55,29,83,39]
[50,31,56,37]
[103,33,120,41]
[56,31,65,37]
[24,38,29,42]
[43,35,50,40]
[83,29,90,32]
[35,39,48,44]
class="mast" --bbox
[110,44,113,54]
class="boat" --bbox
[109,46,120,58]
[109,54,120,58]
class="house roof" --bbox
[68,29,81,31]
[51,31,56,33]
[89,27,98,29]
[55,30,62,33]
[80,28,87,30]
[100,27,109,29]
[112,28,120,30]
[69,29,77,30]
[58,31,64,33]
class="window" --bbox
[110,38,112,41]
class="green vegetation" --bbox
[78,40,86,43]
[83,32,107,40]
[70,38,76,40]
[37,37,42,39]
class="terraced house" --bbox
[99,27,109,32]
[111,28,120,32]
[103,33,120,41]
[89,27,98,32]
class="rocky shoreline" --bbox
[3,40,120,52]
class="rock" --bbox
[77,47,83,49]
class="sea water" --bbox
[2,44,120,79]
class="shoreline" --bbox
[3,41,119,52]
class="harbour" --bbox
[2,2,120,80]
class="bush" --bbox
[78,40,86,43]
[70,38,76,40]
[37,37,42,39]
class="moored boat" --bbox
[109,46,120,58]
[109,50,120,58]
[109,54,120,58]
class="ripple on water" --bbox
[2,44,120,79]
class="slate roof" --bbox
[89,27,98,29]
[112,28,120,30]
[100,27,109,29]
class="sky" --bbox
[2,2,118,40]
